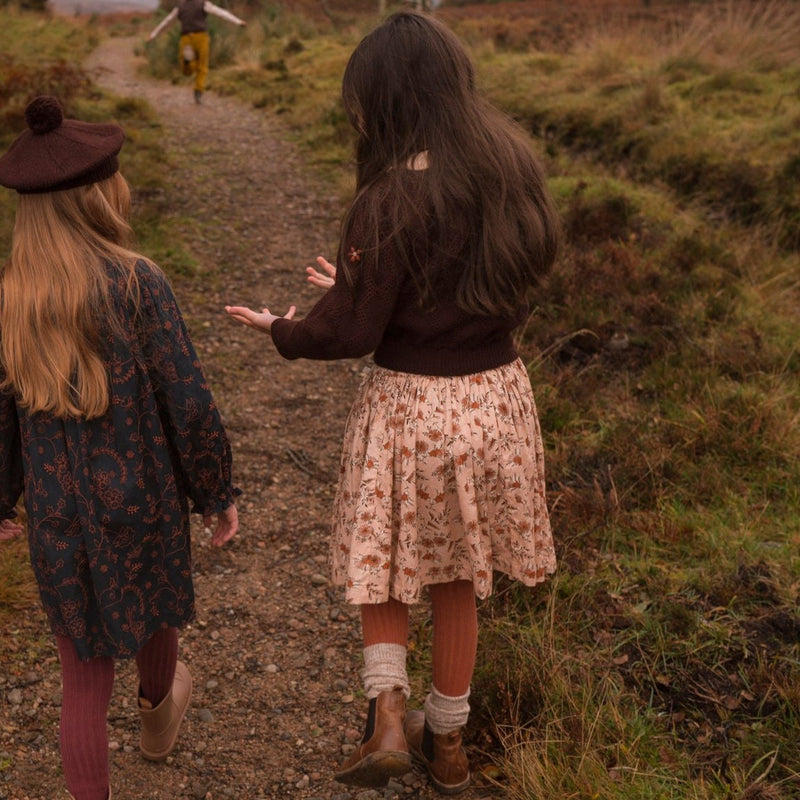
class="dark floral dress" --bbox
[0,260,238,660]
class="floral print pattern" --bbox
[331,358,555,604]
[0,261,238,660]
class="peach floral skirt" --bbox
[331,358,556,604]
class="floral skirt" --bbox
[331,358,556,604]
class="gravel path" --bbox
[0,36,496,800]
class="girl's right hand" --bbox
[204,504,239,548]
[306,256,336,290]
[225,304,296,333]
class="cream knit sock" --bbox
[423,685,471,734]
[361,643,410,699]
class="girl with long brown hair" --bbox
[0,96,239,800]
[226,10,559,794]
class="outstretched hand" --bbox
[203,504,239,547]
[225,304,296,333]
[0,518,24,541]
[306,256,336,290]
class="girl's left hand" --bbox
[306,256,336,290]
[0,518,24,541]
[225,304,296,333]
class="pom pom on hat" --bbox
[0,95,125,194]
[25,96,64,135]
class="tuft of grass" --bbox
[0,534,36,623]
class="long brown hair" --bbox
[339,10,560,316]
[0,172,146,419]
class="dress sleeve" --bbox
[271,217,405,361]
[136,265,238,515]
[0,385,23,521]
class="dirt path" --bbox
[0,37,496,800]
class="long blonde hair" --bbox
[0,172,146,419]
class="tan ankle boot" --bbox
[404,710,471,795]
[138,660,192,761]
[334,688,412,787]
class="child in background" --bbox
[0,96,239,800]
[226,10,559,795]
[147,0,247,104]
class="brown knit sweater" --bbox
[271,196,528,378]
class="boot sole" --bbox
[409,748,472,795]
[430,773,472,796]
[334,750,412,788]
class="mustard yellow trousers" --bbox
[179,31,210,92]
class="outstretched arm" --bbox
[225,304,296,334]
[203,1,247,26]
[147,7,178,40]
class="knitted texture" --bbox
[424,686,470,734]
[0,95,124,194]
[362,643,410,699]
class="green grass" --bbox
[0,534,36,617]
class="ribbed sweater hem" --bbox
[373,340,518,377]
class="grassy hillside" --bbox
[188,4,800,797]
[2,2,799,798]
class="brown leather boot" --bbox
[334,688,412,787]
[138,660,192,762]
[404,709,471,795]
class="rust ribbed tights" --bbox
[360,580,478,696]
[56,627,178,800]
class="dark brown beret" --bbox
[0,96,125,194]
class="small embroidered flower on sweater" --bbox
[348,246,362,264]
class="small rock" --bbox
[196,708,214,723]
[295,774,310,789]
[343,728,361,743]
[7,689,23,706]
[191,782,209,799]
